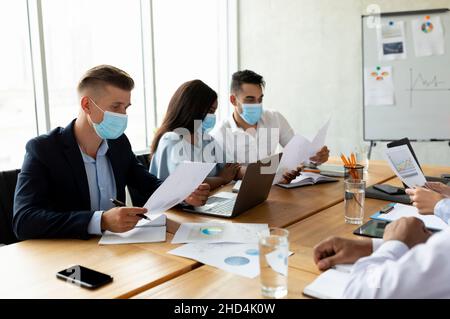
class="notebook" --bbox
[277,172,338,189]
[303,264,352,299]
[317,164,346,177]
[99,214,167,245]
[370,203,448,231]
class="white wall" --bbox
[238,0,450,166]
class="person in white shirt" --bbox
[313,196,450,298]
[211,70,329,169]
[149,80,298,189]
[406,182,450,223]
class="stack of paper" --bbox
[99,214,167,245]
[371,203,448,230]
[171,222,269,244]
[98,161,216,245]
[169,222,293,278]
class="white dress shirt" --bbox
[211,109,294,163]
[434,198,450,224]
[344,199,450,298]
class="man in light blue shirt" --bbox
[13,65,210,240]
[79,140,116,235]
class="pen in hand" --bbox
[110,198,149,220]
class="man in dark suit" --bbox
[13,65,210,240]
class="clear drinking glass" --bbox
[355,145,369,173]
[258,228,289,299]
[344,179,366,224]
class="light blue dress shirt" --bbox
[79,140,117,235]
[149,131,225,180]
[435,198,450,224]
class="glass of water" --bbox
[258,228,289,299]
[355,145,369,173]
[344,179,366,224]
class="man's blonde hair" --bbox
[77,65,134,95]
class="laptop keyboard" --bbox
[204,197,235,216]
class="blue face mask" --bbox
[89,98,128,140]
[202,113,216,132]
[240,103,263,125]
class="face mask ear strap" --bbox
[88,97,104,113]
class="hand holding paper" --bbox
[384,145,426,188]
[274,119,330,183]
[143,161,216,215]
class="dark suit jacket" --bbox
[13,119,162,240]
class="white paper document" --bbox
[169,243,262,278]
[364,66,394,106]
[303,265,352,299]
[274,119,330,184]
[266,248,289,276]
[412,16,445,57]
[99,214,167,245]
[373,203,448,230]
[143,161,216,215]
[169,242,294,278]
[384,145,426,188]
[172,222,269,244]
[377,21,407,61]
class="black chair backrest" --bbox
[0,169,20,244]
[129,154,151,207]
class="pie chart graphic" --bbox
[200,226,223,236]
[421,21,434,33]
[224,256,250,266]
[245,248,259,256]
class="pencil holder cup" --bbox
[344,164,364,180]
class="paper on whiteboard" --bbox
[143,161,216,215]
[364,66,394,106]
[412,16,445,57]
[377,21,407,61]
[384,145,426,188]
[172,222,269,244]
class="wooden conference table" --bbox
[1,161,448,298]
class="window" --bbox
[41,0,148,150]
[0,0,37,170]
[0,0,237,170]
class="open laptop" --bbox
[182,154,280,218]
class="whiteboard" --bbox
[362,9,450,141]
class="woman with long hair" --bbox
[149,80,240,190]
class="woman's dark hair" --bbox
[150,79,217,155]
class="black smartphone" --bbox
[56,265,113,289]
[373,184,405,195]
[353,219,390,238]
